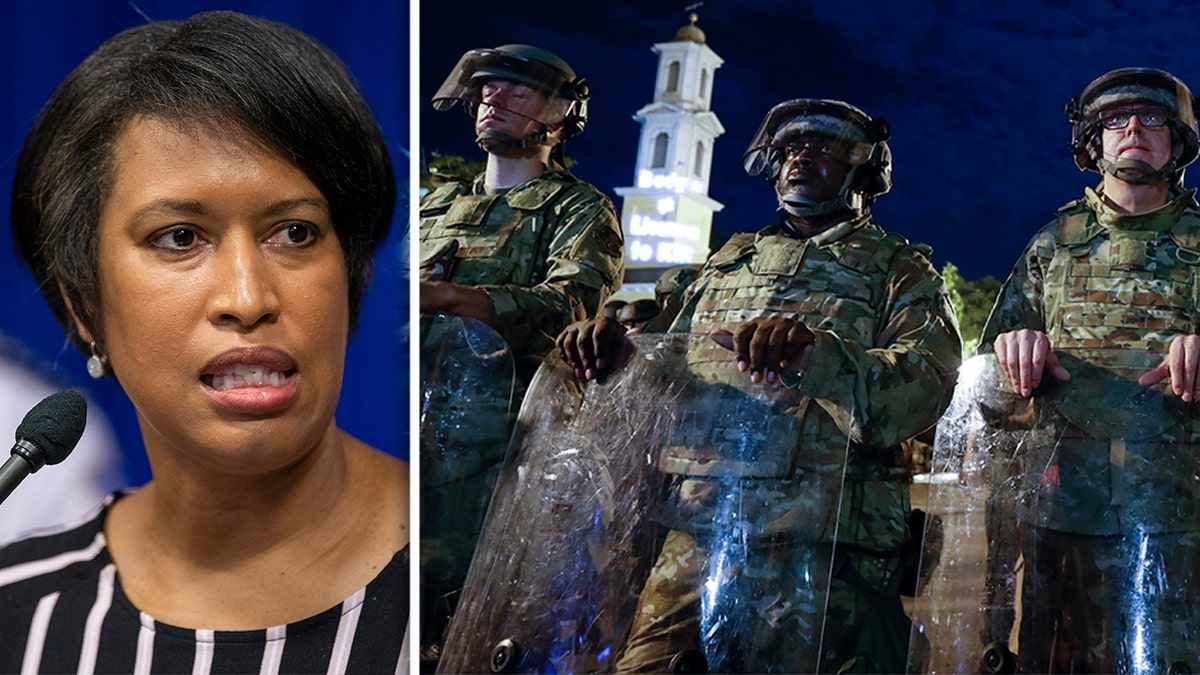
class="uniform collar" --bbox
[765,212,871,246]
[1084,184,1199,232]
[470,166,568,197]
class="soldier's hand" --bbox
[993,329,1070,397]
[1138,334,1200,402]
[710,317,815,384]
[420,281,501,329]
[556,318,634,382]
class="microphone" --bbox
[0,390,87,507]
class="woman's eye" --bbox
[270,222,317,246]
[152,227,198,249]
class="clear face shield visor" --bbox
[431,48,573,127]
[743,115,876,181]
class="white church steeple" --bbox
[614,10,724,295]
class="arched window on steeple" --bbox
[652,133,669,168]
[699,69,708,100]
[666,61,680,92]
[694,141,705,177]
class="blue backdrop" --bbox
[0,0,409,486]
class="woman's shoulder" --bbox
[0,495,111,571]
[0,496,114,638]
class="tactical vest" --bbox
[419,172,581,287]
[680,226,905,376]
[656,222,915,544]
[1043,197,1200,351]
[1029,193,1200,534]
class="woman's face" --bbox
[90,116,350,475]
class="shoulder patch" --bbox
[595,226,624,258]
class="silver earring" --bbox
[86,342,106,379]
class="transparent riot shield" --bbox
[420,315,516,658]
[437,333,852,674]
[909,350,1200,675]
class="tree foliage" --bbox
[422,150,578,192]
[942,262,1002,357]
[422,151,486,190]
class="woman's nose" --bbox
[209,237,281,330]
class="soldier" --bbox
[418,44,624,659]
[558,99,960,673]
[645,265,700,331]
[979,67,1200,672]
[655,265,700,309]
[616,298,661,334]
[604,298,629,320]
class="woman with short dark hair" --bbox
[0,11,408,673]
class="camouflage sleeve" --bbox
[788,246,963,448]
[481,184,625,359]
[977,226,1056,353]
[658,269,707,334]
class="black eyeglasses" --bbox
[1099,106,1171,130]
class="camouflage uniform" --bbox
[420,168,624,372]
[617,216,961,673]
[979,185,1200,672]
[419,167,624,647]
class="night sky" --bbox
[421,0,1200,283]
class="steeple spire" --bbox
[612,13,725,295]
[674,4,706,44]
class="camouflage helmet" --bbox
[655,265,699,298]
[743,99,892,217]
[432,44,591,145]
[602,299,627,320]
[1066,67,1199,183]
[616,299,660,328]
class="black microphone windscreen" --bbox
[14,390,87,466]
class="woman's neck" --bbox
[103,429,408,629]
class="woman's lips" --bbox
[205,364,290,390]
[200,347,299,415]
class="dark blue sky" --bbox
[421,0,1200,282]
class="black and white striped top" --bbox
[0,499,409,674]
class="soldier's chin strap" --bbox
[476,126,552,154]
[1095,155,1178,185]
[473,101,561,154]
[778,166,865,218]
[780,194,860,218]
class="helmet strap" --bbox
[476,125,551,154]
[1096,156,1176,185]
[776,165,864,218]
[1087,128,1182,184]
